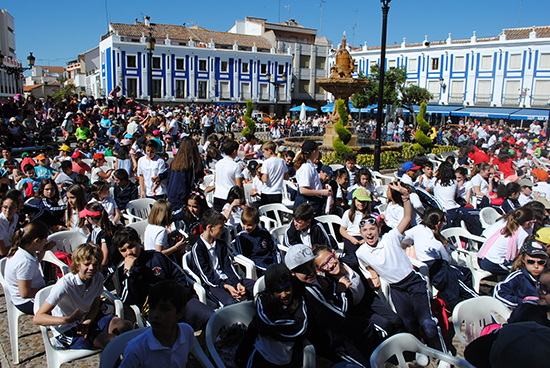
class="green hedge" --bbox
[333,99,353,155]
[242,100,255,137]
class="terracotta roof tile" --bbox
[109,22,273,50]
[503,26,550,40]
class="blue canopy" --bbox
[451,107,521,119]
[509,108,549,121]
[289,105,317,112]
[321,102,379,113]
[404,104,464,115]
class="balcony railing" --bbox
[241,93,251,100]
[474,94,492,105]
[449,94,464,104]
[501,95,520,107]
[220,92,231,100]
[429,93,440,103]
[532,97,550,107]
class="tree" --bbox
[400,84,433,127]
[413,102,433,153]
[241,100,256,137]
[52,84,76,102]
[333,99,353,156]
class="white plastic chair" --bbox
[34,285,103,368]
[329,164,344,171]
[205,301,316,368]
[442,227,491,293]
[252,276,266,298]
[452,296,511,347]
[123,198,156,224]
[181,252,222,309]
[48,231,88,254]
[375,185,388,200]
[479,207,500,229]
[104,156,117,170]
[259,203,293,228]
[243,183,257,206]
[282,180,297,209]
[127,220,149,240]
[99,327,215,368]
[315,214,344,251]
[358,259,395,311]
[270,225,290,257]
[370,332,475,368]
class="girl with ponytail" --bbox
[478,208,535,275]
[4,221,52,314]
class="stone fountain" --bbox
[316,34,369,148]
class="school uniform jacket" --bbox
[500,198,520,214]
[113,181,139,210]
[283,219,337,250]
[493,268,538,308]
[117,250,196,310]
[254,293,308,340]
[190,237,242,288]
[235,227,280,273]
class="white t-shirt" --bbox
[416,174,436,192]
[296,161,322,191]
[383,202,404,229]
[0,212,19,249]
[518,193,533,206]
[261,156,288,195]
[457,180,473,201]
[400,173,415,186]
[91,167,106,184]
[90,196,118,223]
[45,272,104,336]
[223,203,243,229]
[434,180,460,211]
[168,119,178,135]
[356,228,413,284]
[214,156,243,200]
[481,222,530,264]
[5,248,45,306]
[404,225,450,263]
[341,209,364,237]
[471,174,489,196]
[144,224,168,251]
[137,156,166,196]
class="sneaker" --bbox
[437,360,452,368]
[415,353,429,367]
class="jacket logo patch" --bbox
[152,267,162,276]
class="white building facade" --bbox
[0,9,21,98]
[99,17,293,106]
[340,26,550,109]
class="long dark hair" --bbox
[423,208,447,245]
[35,178,60,203]
[436,161,456,187]
[172,137,203,173]
[7,221,49,258]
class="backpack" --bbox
[41,251,72,282]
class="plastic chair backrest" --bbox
[370,332,475,368]
[205,302,256,368]
[259,203,292,228]
[0,258,26,364]
[253,276,266,298]
[182,252,202,285]
[104,156,116,169]
[452,296,511,347]
[316,214,343,244]
[479,207,500,228]
[271,225,287,245]
[243,183,254,206]
[34,285,100,368]
[128,220,149,240]
[48,231,88,254]
[441,227,486,251]
[126,198,156,222]
[329,164,344,171]
[99,328,147,368]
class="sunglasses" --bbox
[359,217,379,227]
[537,282,550,296]
[526,259,547,266]
[317,252,337,271]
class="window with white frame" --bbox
[278,64,285,75]
[241,82,251,99]
[198,59,207,72]
[454,56,465,71]
[242,62,249,73]
[539,53,550,69]
[388,60,397,69]
[221,61,228,73]
[175,58,185,71]
[508,54,522,70]
[175,80,186,98]
[476,80,492,100]
[427,80,440,95]
[220,81,230,100]
[259,84,269,100]
[198,80,207,99]
[408,58,417,72]
[533,80,550,103]
[152,79,162,97]
[431,58,439,71]
[480,55,493,70]
[152,57,161,69]
[127,55,137,68]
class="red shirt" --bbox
[469,149,490,165]
[493,158,515,179]
[72,161,91,175]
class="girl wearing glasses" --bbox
[0,193,20,256]
[507,267,550,328]
[356,181,448,354]
[478,208,535,275]
[494,240,548,309]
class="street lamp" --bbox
[145,32,156,105]
[0,52,35,93]
[266,72,287,119]
[374,0,391,172]
[439,77,446,93]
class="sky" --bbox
[4,0,550,67]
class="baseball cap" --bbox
[120,139,132,147]
[247,160,259,172]
[526,148,535,155]
[9,117,17,123]
[124,133,133,139]
[518,178,534,187]
[58,144,70,152]
[277,145,289,154]
[353,188,372,202]
[536,227,550,244]
[284,244,317,271]
[401,161,420,172]
[533,169,549,182]
[301,140,319,154]
[320,165,334,177]
[153,129,161,136]
[36,154,46,161]
[534,197,550,210]
[520,239,549,258]
[265,264,293,292]
[93,153,105,160]
[164,134,172,139]
[71,150,83,159]
[65,112,73,119]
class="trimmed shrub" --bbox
[413,102,432,152]
[242,100,255,137]
[333,99,353,155]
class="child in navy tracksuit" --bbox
[494,239,549,309]
[190,209,255,306]
[283,203,337,250]
[356,181,447,354]
[235,206,280,277]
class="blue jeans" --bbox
[478,258,512,275]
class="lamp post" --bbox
[0,52,35,93]
[145,32,156,105]
[374,0,391,172]
[266,72,287,119]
